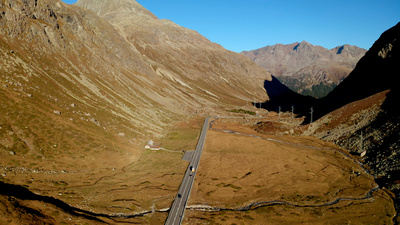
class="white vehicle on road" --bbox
[189,166,195,176]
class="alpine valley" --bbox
[0,0,399,224]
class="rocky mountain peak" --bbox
[331,44,367,58]
[242,41,366,98]
[293,40,312,51]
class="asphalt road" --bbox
[164,117,212,225]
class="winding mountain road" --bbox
[164,117,212,225]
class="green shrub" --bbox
[227,109,256,115]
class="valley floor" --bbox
[185,117,396,224]
[0,114,396,224]
[0,118,204,224]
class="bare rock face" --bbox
[242,41,367,98]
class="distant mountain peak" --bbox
[331,44,367,57]
[300,40,312,45]
[292,41,314,51]
[242,41,367,98]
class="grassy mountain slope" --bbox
[0,0,271,223]
[75,0,271,107]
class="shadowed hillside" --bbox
[305,22,400,218]
[261,76,316,115]
[318,22,400,116]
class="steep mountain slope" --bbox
[0,0,272,152]
[316,22,400,120]
[1,0,270,143]
[307,22,400,216]
[0,0,271,223]
[1,0,172,139]
[75,0,270,108]
[242,41,366,98]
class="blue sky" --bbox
[63,0,399,52]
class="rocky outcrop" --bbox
[242,41,366,98]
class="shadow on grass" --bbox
[0,181,107,223]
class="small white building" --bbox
[145,140,161,150]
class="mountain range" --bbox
[242,41,367,98]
